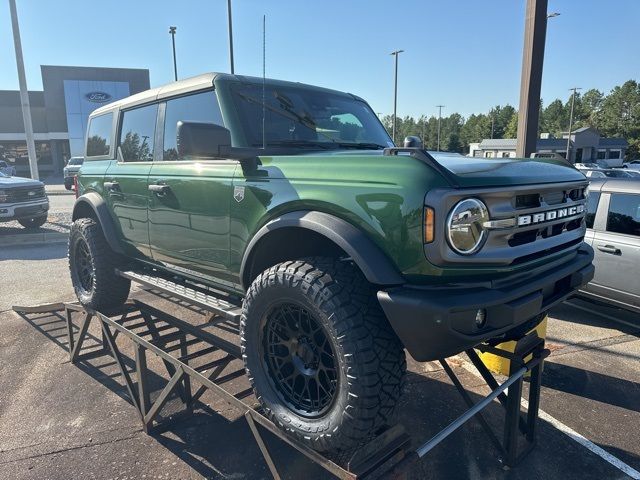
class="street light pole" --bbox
[390,50,404,144]
[436,105,444,151]
[566,87,581,162]
[515,0,548,158]
[169,26,178,81]
[9,0,38,180]
[227,0,235,74]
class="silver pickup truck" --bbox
[0,172,49,229]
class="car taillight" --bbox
[73,175,79,199]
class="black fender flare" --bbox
[72,192,123,254]
[240,210,405,289]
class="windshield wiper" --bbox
[252,140,338,150]
[336,142,387,150]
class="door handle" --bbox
[148,184,171,195]
[597,244,621,255]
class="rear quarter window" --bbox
[585,192,600,229]
[606,193,640,237]
[86,113,113,157]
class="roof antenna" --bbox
[262,14,266,150]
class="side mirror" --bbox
[176,121,232,159]
[403,136,423,148]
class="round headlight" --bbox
[446,198,489,255]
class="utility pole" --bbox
[515,0,548,158]
[9,0,38,180]
[565,87,581,162]
[227,0,235,74]
[436,105,444,151]
[491,114,495,139]
[390,50,404,144]
[169,26,178,81]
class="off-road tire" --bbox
[68,218,130,311]
[18,215,47,229]
[240,257,406,454]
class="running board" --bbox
[117,270,242,321]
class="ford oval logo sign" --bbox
[85,91,112,103]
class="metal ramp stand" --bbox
[18,269,548,479]
[62,300,410,480]
[427,335,549,469]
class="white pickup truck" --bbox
[0,172,49,229]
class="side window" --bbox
[163,91,224,160]
[606,193,640,237]
[119,104,158,162]
[86,113,113,157]
[585,192,600,229]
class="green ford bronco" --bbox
[69,73,594,453]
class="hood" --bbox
[426,152,587,187]
[0,175,44,188]
[299,149,586,187]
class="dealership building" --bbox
[0,65,150,178]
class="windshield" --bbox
[603,170,630,178]
[0,172,6,177]
[229,82,393,150]
[68,157,84,165]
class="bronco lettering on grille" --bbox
[517,204,585,226]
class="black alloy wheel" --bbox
[261,301,338,417]
[73,237,95,294]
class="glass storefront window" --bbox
[0,140,55,177]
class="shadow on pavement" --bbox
[0,241,67,261]
[14,308,639,480]
[543,361,640,414]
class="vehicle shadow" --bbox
[542,361,640,414]
[0,240,67,261]
[16,308,640,480]
[551,298,640,335]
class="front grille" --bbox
[511,237,583,265]
[6,186,46,203]
[515,187,586,210]
[423,179,590,267]
[508,217,583,247]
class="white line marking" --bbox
[564,301,640,331]
[457,359,640,479]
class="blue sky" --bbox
[1,0,638,118]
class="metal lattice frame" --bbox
[23,292,548,479]
[62,301,411,480]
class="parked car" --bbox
[63,156,84,190]
[69,72,594,455]
[580,178,640,313]
[626,160,640,171]
[0,171,49,228]
[575,162,605,170]
[0,160,16,176]
[584,169,633,179]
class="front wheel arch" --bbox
[240,211,405,290]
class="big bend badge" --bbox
[233,186,245,203]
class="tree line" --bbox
[381,80,639,160]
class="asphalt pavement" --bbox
[0,243,638,479]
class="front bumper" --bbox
[377,245,594,362]
[0,199,49,222]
